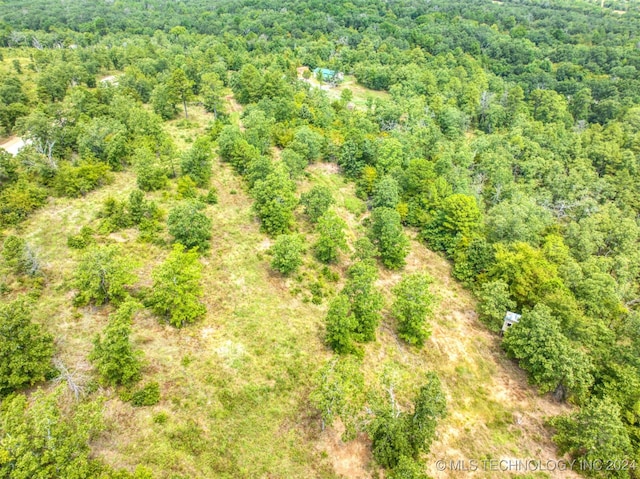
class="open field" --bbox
[0,87,578,478]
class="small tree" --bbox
[90,299,143,386]
[270,234,304,276]
[343,259,384,342]
[325,294,359,354]
[167,68,194,119]
[73,245,136,306]
[310,357,365,437]
[135,148,167,191]
[314,210,347,264]
[252,168,297,236]
[502,304,593,402]
[2,235,40,276]
[370,372,446,469]
[476,280,516,332]
[148,244,206,327]
[167,201,212,251]
[300,185,334,223]
[392,273,434,347]
[550,397,633,476]
[0,298,53,396]
[370,207,410,269]
[372,176,400,209]
[180,137,212,187]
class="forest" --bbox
[1,0,640,477]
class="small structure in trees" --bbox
[313,67,344,84]
[501,311,521,335]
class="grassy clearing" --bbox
[297,67,390,109]
[4,91,577,479]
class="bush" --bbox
[0,298,54,396]
[270,234,304,276]
[135,149,168,192]
[167,201,212,251]
[0,178,48,226]
[2,235,40,276]
[148,244,206,327]
[73,245,136,306]
[67,226,96,249]
[129,381,161,407]
[53,161,112,197]
[177,175,198,199]
[201,187,218,205]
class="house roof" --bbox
[503,311,521,323]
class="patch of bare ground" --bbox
[317,419,374,479]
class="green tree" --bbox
[252,168,297,236]
[425,194,482,254]
[314,210,347,264]
[148,244,206,328]
[168,68,194,119]
[90,299,143,386]
[343,258,384,342]
[0,298,53,396]
[300,185,334,223]
[0,388,106,477]
[181,137,212,187]
[476,280,516,332]
[73,245,136,307]
[135,147,168,191]
[370,207,410,269]
[77,117,128,170]
[325,294,359,354]
[392,273,434,347]
[270,234,304,276]
[372,175,400,209]
[167,201,212,251]
[550,397,633,478]
[1,235,40,276]
[201,72,224,118]
[502,304,593,401]
[310,357,365,437]
[370,372,446,469]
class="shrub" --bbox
[270,234,304,276]
[130,381,160,407]
[300,185,334,223]
[167,201,212,251]
[2,235,40,276]
[73,245,136,306]
[90,299,143,386]
[201,187,218,205]
[67,226,96,249]
[0,178,48,226]
[177,175,198,199]
[147,244,206,327]
[53,161,112,197]
[0,298,54,396]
